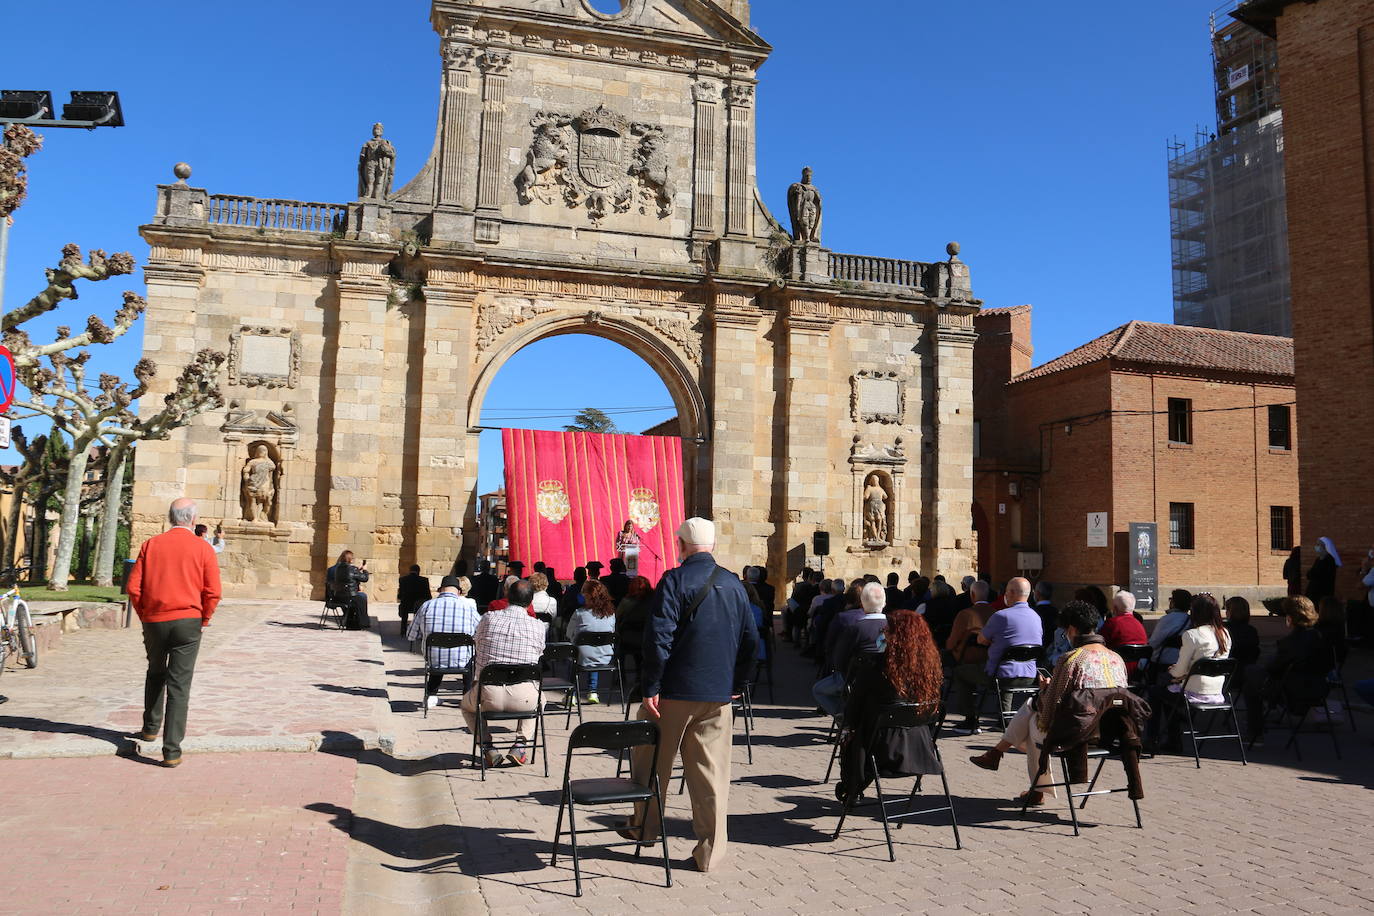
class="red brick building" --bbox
[1235,0,1374,600]
[974,309,1298,603]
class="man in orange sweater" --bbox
[126,498,222,767]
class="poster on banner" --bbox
[1129,522,1158,612]
[1087,511,1109,547]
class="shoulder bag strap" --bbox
[684,564,723,626]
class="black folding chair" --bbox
[550,720,673,897]
[421,632,473,718]
[734,683,754,765]
[1167,657,1247,768]
[1274,682,1343,762]
[1022,698,1145,837]
[541,642,580,728]
[831,701,961,860]
[573,631,625,714]
[992,645,1042,730]
[1113,644,1153,696]
[470,662,547,780]
[1327,647,1357,732]
[754,624,776,704]
[319,585,346,629]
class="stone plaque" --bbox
[228,326,300,389]
[853,371,904,423]
[241,335,292,378]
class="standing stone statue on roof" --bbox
[358,122,396,200]
[787,166,822,244]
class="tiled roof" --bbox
[977,305,1031,317]
[1013,321,1293,384]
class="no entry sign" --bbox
[0,346,13,414]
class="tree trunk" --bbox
[2,485,23,571]
[47,441,93,591]
[92,440,130,588]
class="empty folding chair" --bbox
[550,720,673,897]
[421,632,474,718]
[541,642,580,728]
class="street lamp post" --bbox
[0,89,125,311]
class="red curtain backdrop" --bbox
[502,429,685,585]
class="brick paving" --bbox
[2,601,1373,914]
[0,751,354,916]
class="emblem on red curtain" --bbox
[537,480,571,523]
[628,487,660,532]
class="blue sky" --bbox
[3,0,1217,492]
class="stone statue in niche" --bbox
[241,444,278,523]
[863,473,890,545]
[358,123,396,200]
[788,167,823,243]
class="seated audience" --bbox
[603,557,631,604]
[969,600,1127,805]
[527,571,558,625]
[811,582,868,716]
[946,580,997,731]
[1149,593,1230,749]
[836,610,943,803]
[327,550,370,630]
[1224,597,1261,694]
[396,564,432,634]
[745,582,769,666]
[461,580,549,767]
[1148,589,1194,669]
[1100,590,1148,673]
[406,576,479,708]
[1032,581,1058,649]
[919,580,959,649]
[567,580,617,704]
[1244,596,1332,745]
[615,575,654,684]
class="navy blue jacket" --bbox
[641,552,759,703]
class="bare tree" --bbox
[90,349,226,587]
[0,124,43,220]
[0,427,50,571]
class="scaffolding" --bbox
[1167,2,1291,337]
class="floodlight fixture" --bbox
[0,90,54,122]
[61,90,124,128]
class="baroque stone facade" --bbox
[133,0,982,598]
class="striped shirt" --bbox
[406,592,479,670]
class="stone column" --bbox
[707,290,765,569]
[475,49,513,243]
[326,252,394,578]
[925,308,978,575]
[778,296,835,582]
[691,79,721,255]
[414,273,479,575]
[432,29,479,241]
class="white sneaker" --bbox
[426,694,440,709]
[586,692,601,705]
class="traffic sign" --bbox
[0,345,13,414]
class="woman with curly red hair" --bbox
[836,607,944,803]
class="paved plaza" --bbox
[2,600,1373,915]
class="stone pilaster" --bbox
[691,79,721,245]
[778,296,835,580]
[413,275,478,575]
[475,49,513,242]
[925,308,978,575]
[326,252,393,573]
[707,290,764,568]
[725,81,753,237]
[431,30,480,242]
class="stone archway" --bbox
[461,308,709,568]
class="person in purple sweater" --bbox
[962,577,1042,731]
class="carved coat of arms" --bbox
[514,105,676,223]
[628,487,661,532]
[537,480,571,524]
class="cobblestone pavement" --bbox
[3,601,1373,914]
[0,600,389,758]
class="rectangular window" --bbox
[1168,398,1193,444]
[972,420,982,459]
[1268,404,1292,450]
[1169,502,1195,550]
[1270,505,1294,551]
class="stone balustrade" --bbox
[207,194,346,234]
[828,251,931,290]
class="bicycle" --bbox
[0,568,38,674]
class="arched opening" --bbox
[469,327,703,574]
[583,0,631,18]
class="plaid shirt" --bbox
[472,604,546,682]
[406,593,480,670]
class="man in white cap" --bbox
[625,516,758,872]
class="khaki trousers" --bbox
[630,699,732,872]
[1002,699,1058,797]
[460,682,540,743]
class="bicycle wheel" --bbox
[14,602,36,669]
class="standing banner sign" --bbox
[1129,522,1159,612]
[502,428,686,585]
